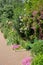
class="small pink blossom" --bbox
[22,59,27,65]
[12,44,20,49]
[26,62,31,65]
[22,57,32,65]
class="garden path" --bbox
[0,31,30,65]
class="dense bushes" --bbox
[31,40,43,55]
[0,0,43,49]
[17,10,43,42]
[24,41,33,50]
[7,30,21,45]
[3,5,14,19]
[31,53,43,65]
[0,2,43,65]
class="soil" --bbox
[0,31,31,65]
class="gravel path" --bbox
[0,31,30,65]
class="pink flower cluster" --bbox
[12,44,20,49]
[22,57,32,65]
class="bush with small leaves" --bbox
[31,40,43,55]
[31,53,43,65]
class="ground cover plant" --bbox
[0,0,43,49]
[31,53,43,65]
[31,40,43,55]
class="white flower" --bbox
[20,19,23,21]
[24,8,26,11]
[19,16,21,19]
[19,23,22,25]
[24,27,27,30]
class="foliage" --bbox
[31,40,43,55]
[17,10,43,42]
[31,53,43,65]
[3,4,14,19]
[0,0,43,50]
[6,30,21,45]
[25,41,33,50]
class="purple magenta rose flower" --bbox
[12,44,20,49]
[22,57,32,65]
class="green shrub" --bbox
[3,4,14,19]
[7,30,21,45]
[2,27,10,38]
[31,53,43,65]
[25,41,33,50]
[16,8,43,42]
[0,0,43,48]
[31,40,43,55]
[0,8,3,16]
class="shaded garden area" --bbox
[0,0,43,65]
